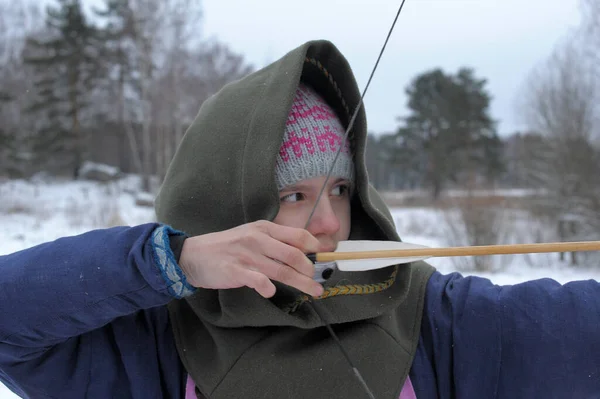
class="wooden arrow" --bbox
[307,240,600,272]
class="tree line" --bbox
[0,0,253,191]
[369,0,600,209]
[0,0,598,219]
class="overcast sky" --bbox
[201,0,583,136]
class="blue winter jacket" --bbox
[1,223,599,398]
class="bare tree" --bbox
[0,0,42,62]
[0,1,44,177]
[523,42,596,142]
[442,196,513,272]
[92,0,252,191]
[146,0,202,182]
[151,39,254,179]
[580,0,600,60]
[518,41,600,263]
[579,0,600,134]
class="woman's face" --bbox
[273,176,352,251]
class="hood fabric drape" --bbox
[155,39,435,399]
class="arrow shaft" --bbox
[314,241,600,262]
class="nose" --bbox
[307,197,340,239]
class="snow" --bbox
[0,176,156,256]
[1,177,599,398]
[381,188,543,201]
[78,161,121,179]
[391,207,600,285]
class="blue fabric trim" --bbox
[150,225,197,298]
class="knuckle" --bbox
[239,231,260,247]
[292,248,308,267]
[253,220,269,232]
[299,230,315,248]
[238,252,256,267]
[283,248,303,267]
[275,264,293,283]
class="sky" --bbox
[200,0,584,136]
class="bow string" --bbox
[302,2,409,398]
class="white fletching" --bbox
[333,240,431,271]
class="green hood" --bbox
[155,40,435,399]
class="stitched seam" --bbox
[357,322,410,398]
[209,329,275,396]
[363,268,432,398]
[304,57,356,154]
[304,57,351,120]
[362,267,433,356]
[366,321,411,356]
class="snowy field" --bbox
[1,176,600,398]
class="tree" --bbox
[151,39,254,180]
[364,132,413,190]
[23,0,105,177]
[391,67,502,199]
[1,0,252,182]
[0,0,44,177]
[0,92,15,175]
[519,41,600,255]
[92,0,253,191]
[580,0,600,63]
[91,0,146,182]
[501,131,549,188]
[579,0,600,134]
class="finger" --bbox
[236,267,277,298]
[259,237,315,277]
[261,222,324,253]
[255,256,324,297]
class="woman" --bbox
[1,40,599,399]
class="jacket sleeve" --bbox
[411,270,600,398]
[0,223,187,396]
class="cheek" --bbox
[273,205,307,228]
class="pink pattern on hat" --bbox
[278,127,350,162]
[275,82,354,190]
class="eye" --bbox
[280,192,305,203]
[331,184,350,197]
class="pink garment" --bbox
[399,375,417,399]
[185,374,196,398]
[185,374,416,398]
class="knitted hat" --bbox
[275,83,354,191]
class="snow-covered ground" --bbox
[1,177,599,398]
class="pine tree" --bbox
[23,0,105,177]
[0,92,14,174]
[392,67,503,199]
[92,0,155,189]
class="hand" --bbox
[178,220,326,298]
